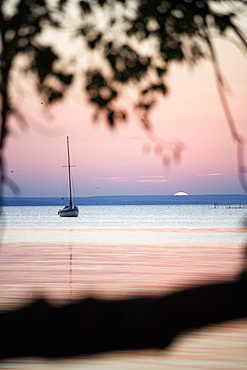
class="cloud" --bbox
[196,173,223,177]
[137,179,169,183]
[140,176,166,178]
[136,176,168,183]
[95,177,125,182]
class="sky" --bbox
[3,7,247,197]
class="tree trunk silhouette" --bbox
[1,277,246,359]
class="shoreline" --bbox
[2,194,247,207]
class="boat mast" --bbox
[66,136,73,207]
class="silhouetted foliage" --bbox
[66,0,247,129]
[1,278,247,359]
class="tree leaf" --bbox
[79,0,91,14]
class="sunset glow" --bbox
[3,10,247,198]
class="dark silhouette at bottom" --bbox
[1,277,246,359]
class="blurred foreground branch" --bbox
[1,277,247,359]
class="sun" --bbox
[174,191,189,196]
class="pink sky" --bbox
[3,32,247,197]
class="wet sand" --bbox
[0,236,246,369]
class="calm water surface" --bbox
[2,204,247,228]
[0,205,247,369]
[1,204,247,245]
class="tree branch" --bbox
[204,20,247,193]
[1,278,246,359]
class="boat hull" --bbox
[58,206,79,217]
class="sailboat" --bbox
[58,136,79,217]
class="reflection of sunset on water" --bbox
[0,230,244,305]
[0,225,246,368]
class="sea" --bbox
[0,204,247,369]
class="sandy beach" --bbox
[0,232,246,369]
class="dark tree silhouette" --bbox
[1,0,247,361]
[1,279,247,359]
